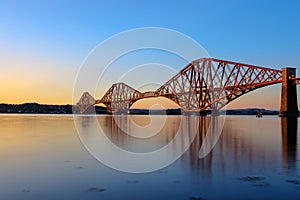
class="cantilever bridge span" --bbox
[77,58,300,117]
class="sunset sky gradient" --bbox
[1,0,300,109]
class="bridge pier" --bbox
[279,68,299,117]
[199,110,207,116]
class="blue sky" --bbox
[0,0,300,108]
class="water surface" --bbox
[0,114,299,200]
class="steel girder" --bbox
[156,58,282,111]
[77,58,284,113]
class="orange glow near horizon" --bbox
[0,55,77,105]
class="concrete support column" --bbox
[279,68,299,117]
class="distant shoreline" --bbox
[0,103,280,115]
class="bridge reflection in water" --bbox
[100,115,211,153]
[281,117,298,171]
[79,115,298,175]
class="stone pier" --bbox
[279,68,299,117]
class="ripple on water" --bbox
[126,180,139,184]
[286,180,300,185]
[189,196,206,200]
[87,187,106,193]
[237,176,266,182]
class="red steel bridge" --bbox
[77,58,300,117]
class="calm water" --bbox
[0,114,300,200]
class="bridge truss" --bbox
[77,58,283,114]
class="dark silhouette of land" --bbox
[0,103,280,115]
[0,103,74,114]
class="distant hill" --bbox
[0,103,280,115]
[0,103,106,114]
[220,108,279,115]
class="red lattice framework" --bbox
[77,58,284,113]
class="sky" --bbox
[0,0,300,109]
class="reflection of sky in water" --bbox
[0,115,299,199]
